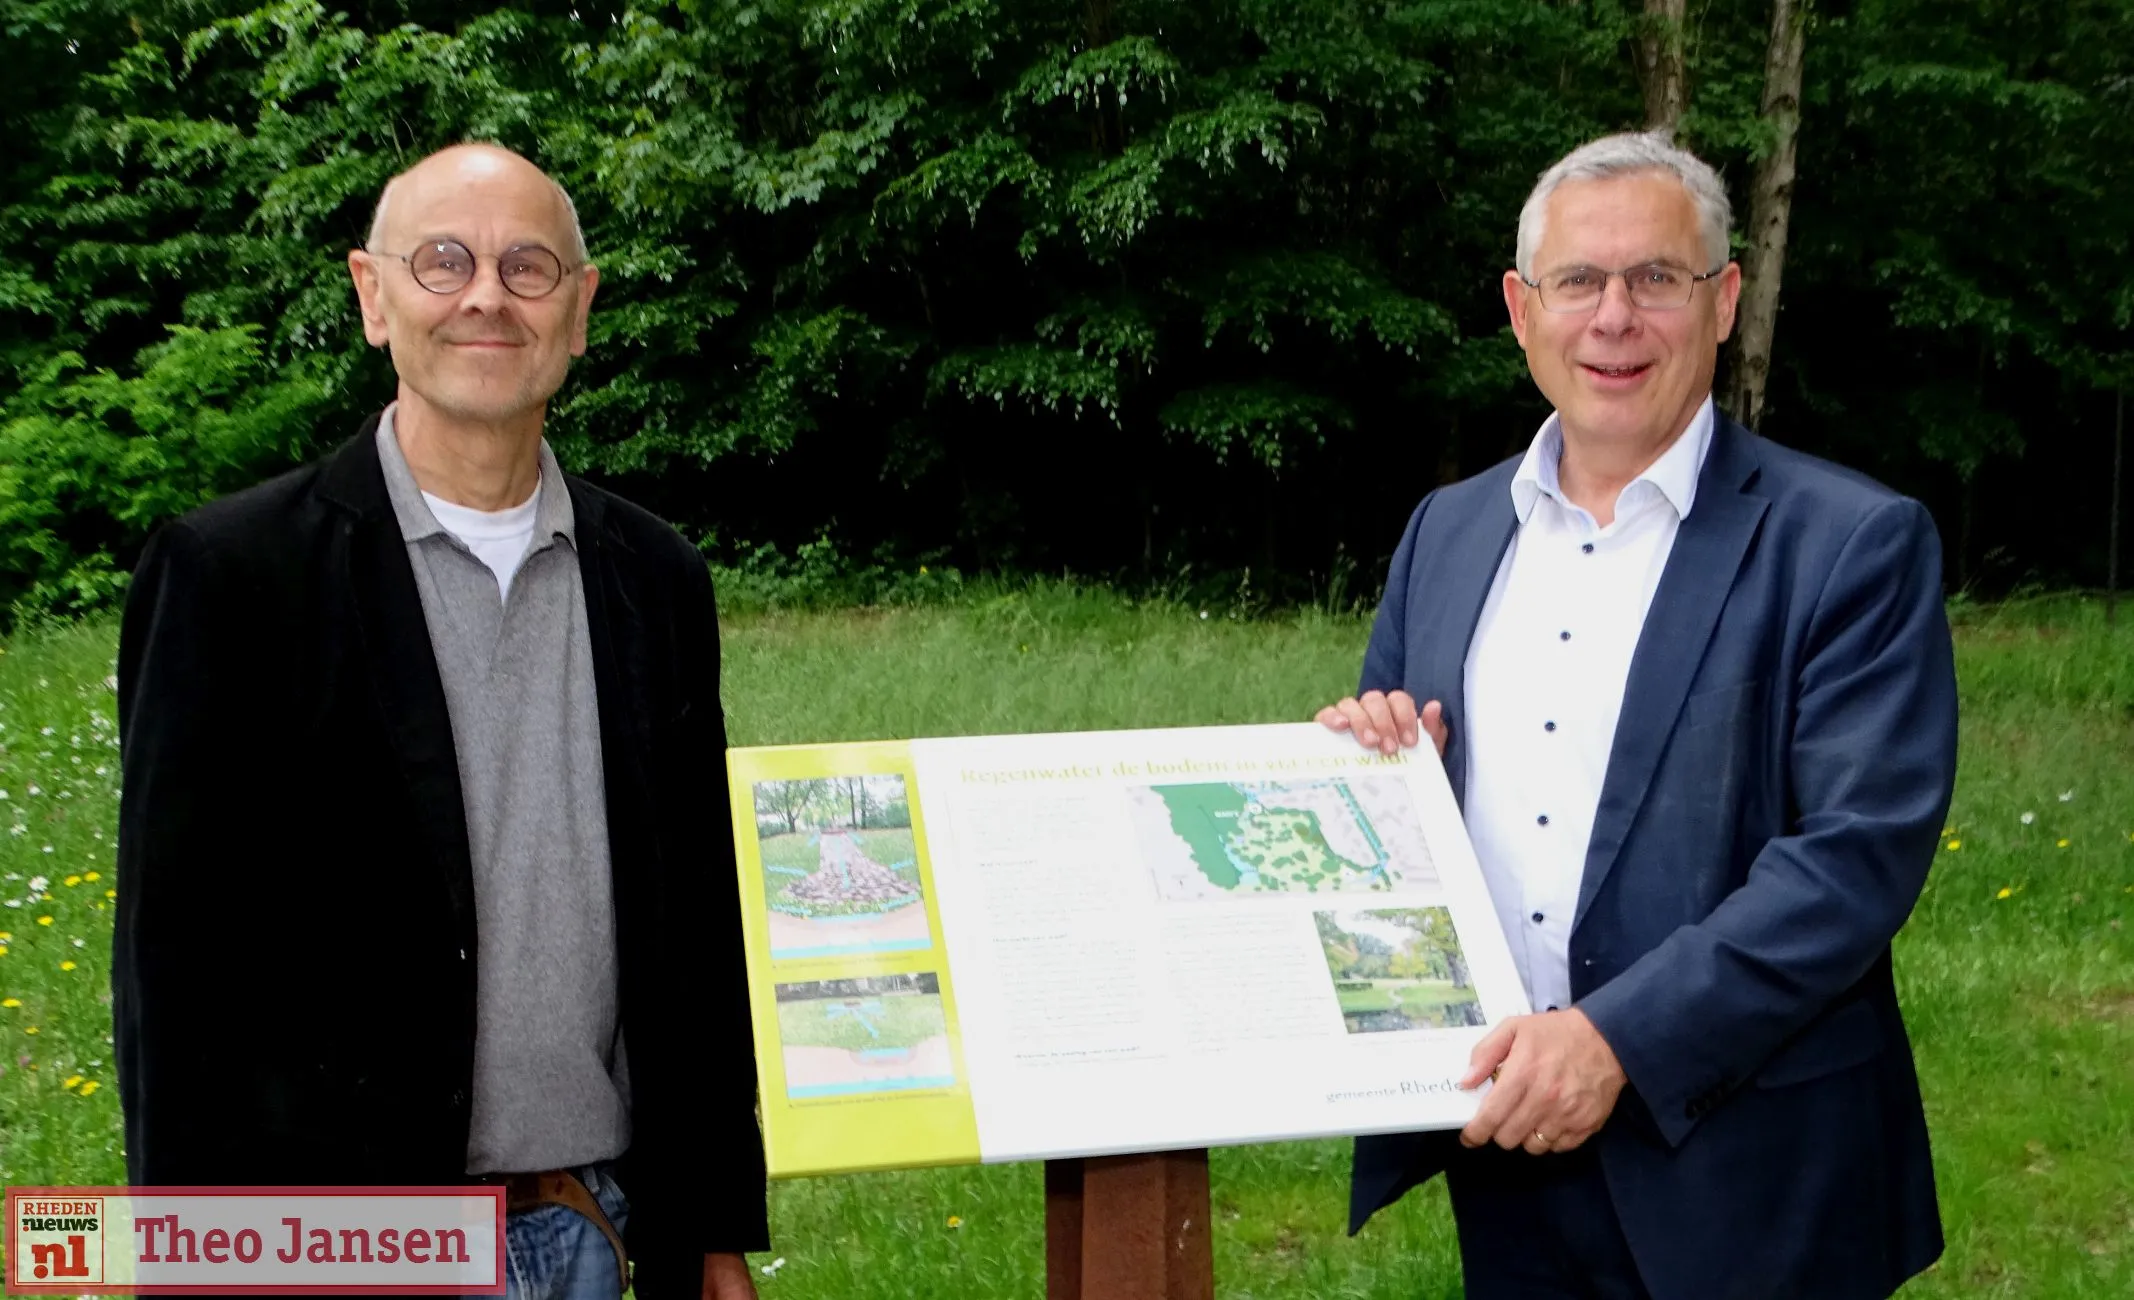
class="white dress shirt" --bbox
[1462,397,1715,1014]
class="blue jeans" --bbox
[500,1164,631,1300]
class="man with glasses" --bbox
[1321,132,1954,1298]
[115,143,763,1300]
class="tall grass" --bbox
[1,589,2128,1297]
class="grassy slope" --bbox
[1,589,2129,1296]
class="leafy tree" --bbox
[755,778,826,834]
[2,0,2129,619]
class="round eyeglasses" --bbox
[1521,262,1724,313]
[371,240,576,299]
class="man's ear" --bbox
[1502,270,1532,351]
[1713,261,1744,344]
[569,264,600,358]
[348,251,391,348]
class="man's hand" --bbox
[1458,1008,1627,1156]
[703,1252,758,1300]
[1316,689,1448,757]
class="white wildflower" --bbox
[2019,811,2035,825]
[28,878,47,893]
[759,1258,786,1276]
[2058,789,2074,802]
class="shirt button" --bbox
[1581,543,1595,554]
[1537,814,1550,826]
[1559,630,1572,641]
[1531,911,1546,924]
[1544,721,1557,732]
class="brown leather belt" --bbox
[502,1169,630,1293]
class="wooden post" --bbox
[1045,1151,1214,1300]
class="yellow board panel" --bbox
[728,741,983,1176]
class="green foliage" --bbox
[0,325,326,623]
[1,0,2130,616]
[709,534,969,613]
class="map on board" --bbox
[1131,775,1439,900]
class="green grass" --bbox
[776,993,948,1053]
[1335,980,1474,1017]
[3,585,2131,1297]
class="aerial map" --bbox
[1131,775,1439,900]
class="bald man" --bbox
[115,144,764,1300]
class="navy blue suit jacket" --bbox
[1347,415,1955,1300]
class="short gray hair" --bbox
[1515,131,1731,278]
[365,148,590,264]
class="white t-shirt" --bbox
[422,480,542,602]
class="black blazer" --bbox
[114,413,767,1297]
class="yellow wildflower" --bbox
[0,931,10,941]
[1,998,19,1008]
[104,889,116,900]
[63,875,81,887]
[63,1075,82,1089]
[1995,887,2013,899]
[25,1026,38,1034]
[2055,839,2070,849]
[83,872,99,882]
[1945,839,1961,851]
[946,1215,963,1229]
[59,961,76,972]
[37,916,53,926]
[79,1080,99,1096]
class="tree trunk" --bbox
[2110,388,2124,627]
[1724,0,1810,430]
[1636,0,1689,134]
